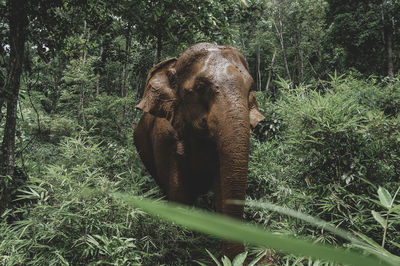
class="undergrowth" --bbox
[1,73,399,264]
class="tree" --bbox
[231,0,327,90]
[1,0,28,177]
[0,0,8,124]
[325,0,399,77]
[119,0,233,63]
[381,0,397,80]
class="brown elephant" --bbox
[134,43,265,259]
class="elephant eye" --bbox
[194,84,206,93]
[194,77,210,93]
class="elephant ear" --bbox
[248,91,265,130]
[136,58,178,121]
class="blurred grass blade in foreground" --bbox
[113,193,390,266]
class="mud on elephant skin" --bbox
[134,43,265,259]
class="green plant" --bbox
[114,193,395,266]
[370,186,400,249]
[282,255,337,266]
[0,168,28,214]
[327,70,346,88]
[1,133,218,265]
[197,250,267,266]
[245,75,400,260]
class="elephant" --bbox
[134,43,265,259]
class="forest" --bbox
[0,0,400,265]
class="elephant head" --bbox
[136,43,264,257]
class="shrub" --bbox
[1,134,218,265]
[247,75,400,255]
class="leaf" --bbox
[239,0,248,7]
[206,249,222,266]
[248,250,267,266]
[390,241,400,250]
[237,200,365,247]
[232,251,247,266]
[352,231,384,251]
[113,193,391,266]
[378,187,393,209]
[370,199,387,209]
[388,204,400,215]
[371,211,387,229]
[222,255,232,266]
[359,177,377,190]
[193,260,207,266]
[351,232,400,265]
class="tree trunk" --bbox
[387,30,394,80]
[381,0,394,80]
[121,24,131,98]
[80,84,86,129]
[96,44,103,97]
[0,100,4,125]
[51,61,62,115]
[297,32,304,83]
[154,35,162,64]
[82,20,88,62]
[273,7,292,86]
[265,48,277,92]
[27,82,41,134]
[1,0,28,176]
[121,25,132,120]
[256,45,261,91]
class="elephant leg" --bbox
[134,114,157,179]
[165,154,191,204]
[151,119,191,204]
[168,178,191,204]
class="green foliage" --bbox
[1,134,138,265]
[284,90,366,184]
[114,194,395,266]
[370,186,400,249]
[1,0,400,263]
[325,0,400,76]
[0,168,27,214]
[83,94,140,142]
[246,74,400,260]
[0,133,216,265]
[200,250,267,266]
[59,57,98,127]
[262,75,400,189]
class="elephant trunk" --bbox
[209,98,250,258]
[215,110,250,216]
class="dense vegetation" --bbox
[1,0,399,265]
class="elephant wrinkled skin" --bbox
[134,43,265,259]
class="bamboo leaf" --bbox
[378,187,392,209]
[232,251,247,266]
[390,241,400,250]
[388,204,400,215]
[371,211,387,228]
[248,250,267,266]
[114,193,390,266]
[238,200,365,247]
[239,0,248,8]
[352,231,383,251]
[222,255,232,266]
[351,231,400,264]
[206,249,222,266]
